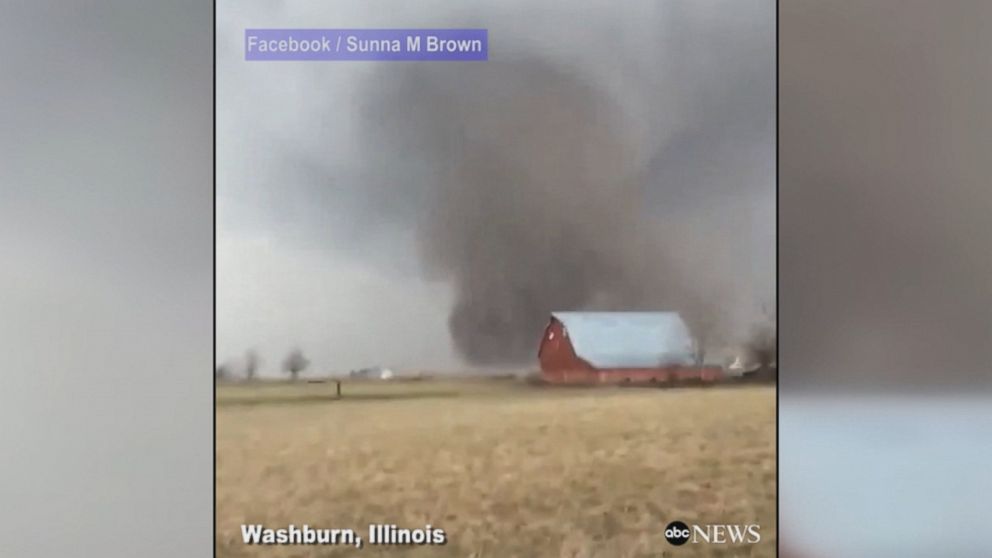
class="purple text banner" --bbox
[245,29,488,61]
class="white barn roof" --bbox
[551,311,696,368]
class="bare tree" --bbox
[282,348,309,381]
[244,349,259,381]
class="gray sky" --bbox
[0,2,211,556]
[217,0,776,376]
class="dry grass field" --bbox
[216,380,776,557]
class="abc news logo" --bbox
[664,521,761,546]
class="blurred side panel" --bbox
[780,0,992,556]
[781,0,991,392]
[0,2,212,557]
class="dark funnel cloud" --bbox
[362,61,677,363]
[356,30,773,364]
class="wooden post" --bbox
[336,380,342,399]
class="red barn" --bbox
[538,311,724,385]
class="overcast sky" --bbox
[217,0,776,376]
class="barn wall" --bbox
[541,366,725,385]
[538,318,590,373]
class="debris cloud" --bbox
[359,48,772,364]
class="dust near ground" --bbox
[216,380,776,557]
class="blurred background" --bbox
[780,1,991,556]
[0,2,212,556]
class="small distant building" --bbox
[537,311,724,384]
[350,366,395,380]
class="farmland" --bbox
[216,379,776,557]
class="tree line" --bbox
[215,347,310,381]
